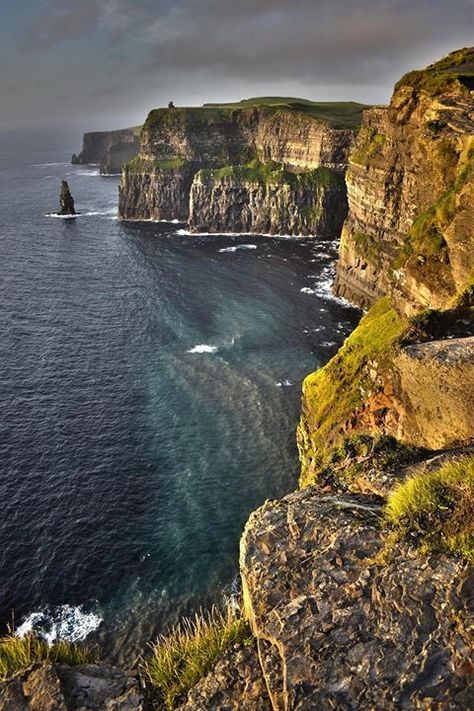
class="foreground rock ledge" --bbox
[0,663,144,711]
[240,490,474,710]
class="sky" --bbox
[2,0,474,131]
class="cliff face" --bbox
[72,126,141,174]
[118,104,358,232]
[188,165,347,236]
[334,48,474,315]
[118,161,197,221]
[239,489,473,711]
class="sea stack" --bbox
[58,180,76,215]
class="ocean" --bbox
[0,127,360,663]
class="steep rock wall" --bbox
[118,161,197,221]
[334,48,474,315]
[72,127,141,174]
[118,105,357,230]
[188,166,347,236]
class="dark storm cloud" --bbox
[139,0,474,84]
[23,0,102,49]
[24,0,474,85]
[5,0,474,130]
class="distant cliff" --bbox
[72,126,141,174]
[118,100,367,236]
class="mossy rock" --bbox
[299,298,408,486]
[395,47,474,97]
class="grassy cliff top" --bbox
[205,97,371,129]
[395,46,474,96]
[146,98,370,130]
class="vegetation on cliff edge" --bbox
[142,603,251,710]
[198,159,343,189]
[0,632,99,680]
[146,98,370,130]
[385,455,474,563]
[299,298,407,486]
[395,46,474,96]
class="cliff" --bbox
[5,54,474,711]
[334,47,474,315]
[188,163,347,236]
[72,126,141,174]
[118,100,365,234]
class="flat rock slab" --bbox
[0,663,144,711]
[240,490,474,710]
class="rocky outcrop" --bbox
[0,663,144,710]
[334,47,474,315]
[58,180,75,215]
[297,294,474,487]
[72,127,141,174]
[118,104,360,232]
[188,166,347,236]
[178,642,271,711]
[240,489,474,711]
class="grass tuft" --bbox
[385,455,474,563]
[0,632,99,680]
[142,603,252,710]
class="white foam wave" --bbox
[187,344,218,354]
[218,244,257,253]
[16,605,102,644]
[176,229,311,239]
[31,162,70,167]
[300,287,316,294]
[45,209,116,219]
[276,379,293,387]
[74,170,100,176]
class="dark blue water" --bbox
[0,128,359,661]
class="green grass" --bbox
[126,156,188,173]
[198,159,343,189]
[146,98,370,130]
[0,632,99,680]
[385,455,474,563]
[395,47,474,96]
[142,603,252,710]
[299,298,408,485]
[351,128,386,166]
[205,98,371,129]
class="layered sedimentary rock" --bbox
[72,126,141,174]
[118,104,360,233]
[188,165,347,236]
[119,160,197,221]
[334,47,474,315]
[240,489,474,711]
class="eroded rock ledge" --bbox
[0,662,144,710]
[240,490,474,711]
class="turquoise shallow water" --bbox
[0,128,360,662]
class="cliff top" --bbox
[395,46,474,96]
[147,98,370,130]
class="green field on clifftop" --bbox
[203,97,371,129]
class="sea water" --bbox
[0,128,360,662]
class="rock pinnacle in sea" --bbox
[58,180,76,215]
